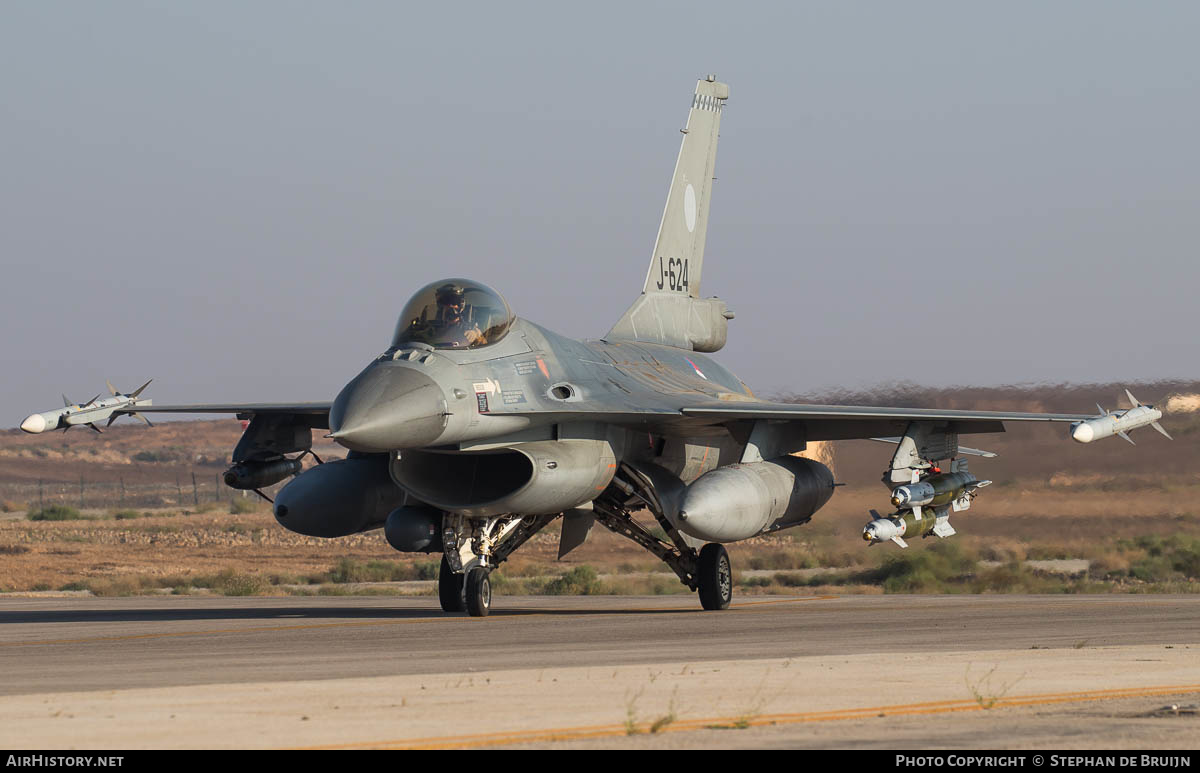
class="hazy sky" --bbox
[3,2,1197,423]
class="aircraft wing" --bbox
[117,402,331,421]
[677,400,1092,441]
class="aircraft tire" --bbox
[438,556,465,613]
[465,566,492,618]
[697,543,733,611]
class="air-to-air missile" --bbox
[862,461,991,548]
[20,380,153,434]
[1070,389,1172,445]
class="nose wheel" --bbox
[464,566,492,617]
[696,543,733,610]
[438,556,465,612]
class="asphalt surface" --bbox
[1,594,1197,749]
[0,594,1196,695]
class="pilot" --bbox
[435,283,486,346]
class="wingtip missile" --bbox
[21,380,154,434]
[1070,388,1170,445]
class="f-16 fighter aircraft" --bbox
[24,77,1147,616]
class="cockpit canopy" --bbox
[392,279,514,350]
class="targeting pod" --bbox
[223,458,303,490]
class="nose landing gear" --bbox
[438,556,464,613]
[437,513,556,617]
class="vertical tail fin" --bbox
[642,76,728,298]
[609,77,733,352]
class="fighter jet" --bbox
[26,77,1124,616]
[21,380,153,434]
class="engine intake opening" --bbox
[392,449,534,510]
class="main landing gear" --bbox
[696,543,733,611]
[593,463,734,611]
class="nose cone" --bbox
[329,363,447,452]
[20,413,47,434]
[863,519,898,542]
[1071,422,1094,444]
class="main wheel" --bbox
[438,556,465,613]
[696,543,733,610]
[464,566,492,618]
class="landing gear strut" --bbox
[593,463,734,611]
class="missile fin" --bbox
[63,394,73,408]
[1125,389,1141,408]
[82,393,101,408]
[130,379,153,398]
[911,505,922,519]
[1117,431,1136,445]
[107,380,119,397]
[133,413,153,427]
[87,423,102,434]
[932,519,956,538]
[106,414,118,427]
[1151,422,1173,440]
[891,536,908,548]
[1096,403,1108,417]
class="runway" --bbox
[1,594,1198,748]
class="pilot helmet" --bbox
[435,283,466,311]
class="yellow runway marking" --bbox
[0,596,838,648]
[303,683,1200,750]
